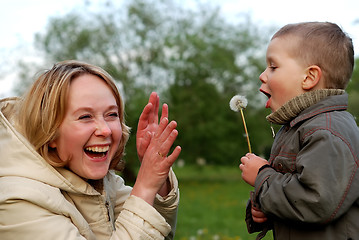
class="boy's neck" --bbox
[266,89,345,125]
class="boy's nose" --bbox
[259,71,266,83]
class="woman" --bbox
[0,60,181,239]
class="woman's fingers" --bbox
[153,119,179,153]
[148,92,159,124]
[137,93,168,136]
[160,103,169,121]
[155,117,169,136]
[164,145,181,167]
[137,103,152,130]
[137,131,152,160]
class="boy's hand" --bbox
[239,153,268,186]
[252,206,268,223]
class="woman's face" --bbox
[50,74,122,180]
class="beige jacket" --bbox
[0,98,179,240]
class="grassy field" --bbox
[173,165,273,240]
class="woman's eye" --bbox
[79,114,91,120]
[109,112,119,118]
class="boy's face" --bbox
[259,36,308,112]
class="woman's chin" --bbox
[79,164,110,180]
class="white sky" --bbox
[1,0,358,97]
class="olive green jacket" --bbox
[247,91,359,240]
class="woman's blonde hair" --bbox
[17,60,130,171]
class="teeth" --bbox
[85,146,109,153]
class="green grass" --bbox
[173,165,273,240]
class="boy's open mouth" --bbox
[84,145,109,158]
[260,89,271,108]
[260,89,271,98]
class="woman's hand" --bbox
[239,153,268,186]
[136,92,168,162]
[132,113,181,205]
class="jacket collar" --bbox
[266,89,346,125]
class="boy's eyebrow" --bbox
[266,55,275,64]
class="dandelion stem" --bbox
[240,108,251,153]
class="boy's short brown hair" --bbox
[272,22,354,89]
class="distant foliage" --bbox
[15,0,280,169]
[347,58,359,124]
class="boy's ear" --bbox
[302,65,322,90]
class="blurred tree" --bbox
[146,2,272,164]
[13,0,275,172]
[347,57,359,124]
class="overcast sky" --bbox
[1,0,358,97]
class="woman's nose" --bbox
[95,120,111,137]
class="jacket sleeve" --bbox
[112,169,179,240]
[113,195,172,239]
[0,200,90,240]
[245,191,273,240]
[0,177,92,240]
[153,168,179,240]
[254,129,359,224]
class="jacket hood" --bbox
[0,98,99,195]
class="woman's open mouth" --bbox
[84,145,109,159]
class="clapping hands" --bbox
[132,92,181,205]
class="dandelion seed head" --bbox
[229,95,248,112]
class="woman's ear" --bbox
[302,65,323,90]
[49,140,57,148]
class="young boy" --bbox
[239,22,359,240]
